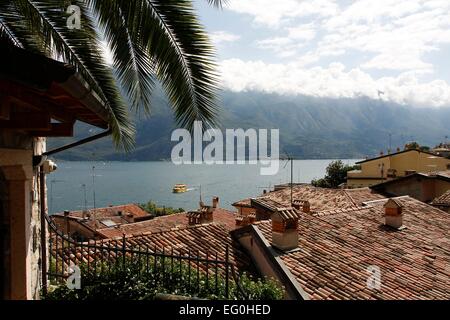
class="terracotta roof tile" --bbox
[251,185,384,213]
[256,197,450,300]
[54,223,255,277]
[96,208,237,239]
[432,190,450,206]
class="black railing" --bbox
[43,215,247,299]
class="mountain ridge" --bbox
[48,90,450,161]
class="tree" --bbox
[311,160,359,189]
[404,142,420,150]
[0,0,223,150]
[139,200,184,217]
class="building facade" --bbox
[347,149,450,188]
[0,40,112,299]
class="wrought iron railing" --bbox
[42,214,248,299]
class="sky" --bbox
[194,0,450,108]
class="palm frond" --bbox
[86,0,156,114]
[205,0,227,8]
[0,16,23,47]
[3,0,135,150]
[115,0,220,130]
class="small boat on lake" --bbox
[172,184,187,193]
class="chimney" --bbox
[384,199,404,229]
[272,208,299,251]
[235,213,256,227]
[188,207,213,225]
[292,200,310,213]
[302,201,310,213]
[212,196,219,209]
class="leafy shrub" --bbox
[43,255,284,300]
[139,200,184,217]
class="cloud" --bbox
[226,0,338,27]
[217,0,450,107]
[256,24,316,58]
[210,31,241,44]
[219,58,450,107]
[317,0,450,72]
[239,0,450,72]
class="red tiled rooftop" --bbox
[252,185,384,213]
[232,198,252,207]
[96,208,237,239]
[55,223,255,276]
[432,190,450,206]
[55,204,150,220]
[256,196,450,300]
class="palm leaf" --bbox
[115,0,220,130]
[1,0,135,151]
[1,0,222,149]
[86,0,156,114]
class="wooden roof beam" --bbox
[0,112,51,130]
[0,95,10,120]
[29,122,74,137]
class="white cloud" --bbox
[219,58,450,107]
[210,31,241,44]
[317,0,450,71]
[218,0,450,106]
[227,0,338,27]
[256,24,316,58]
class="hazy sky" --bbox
[194,0,450,107]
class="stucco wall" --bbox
[348,150,450,188]
[0,135,46,300]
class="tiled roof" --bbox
[96,208,237,239]
[256,197,450,300]
[432,190,450,206]
[54,204,151,231]
[251,185,383,213]
[55,223,255,276]
[275,208,300,220]
[232,198,252,207]
[59,204,150,220]
[343,188,386,205]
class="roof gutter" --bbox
[33,128,111,166]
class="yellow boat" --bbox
[172,184,187,193]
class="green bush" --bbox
[43,255,284,300]
[139,200,184,217]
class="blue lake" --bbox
[49,160,360,213]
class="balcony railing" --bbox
[42,214,247,299]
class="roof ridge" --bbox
[342,189,359,208]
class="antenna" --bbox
[92,166,97,227]
[281,151,294,206]
[49,179,65,213]
[81,184,87,212]
[388,133,392,153]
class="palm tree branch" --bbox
[123,0,220,130]
[9,0,135,150]
[86,0,156,113]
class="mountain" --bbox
[48,90,450,160]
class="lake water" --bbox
[49,160,360,213]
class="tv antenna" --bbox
[281,151,294,206]
[81,184,88,212]
[49,179,65,213]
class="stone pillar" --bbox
[2,164,36,300]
